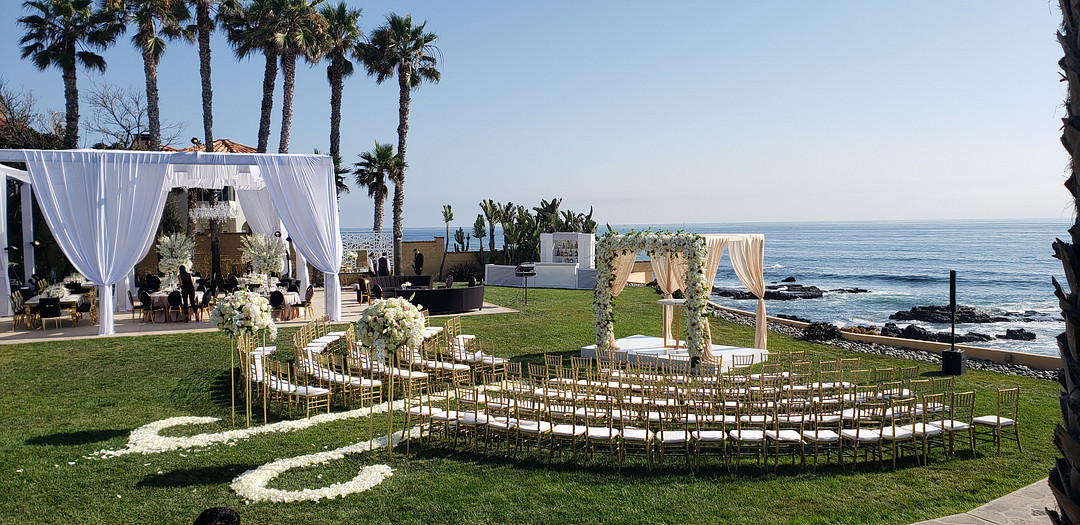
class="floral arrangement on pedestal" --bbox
[356,297,425,363]
[209,290,277,340]
[241,234,286,275]
[63,272,85,284]
[41,283,69,298]
[594,231,709,358]
[157,233,195,289]
[343,251,359,271]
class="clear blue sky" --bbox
[0,1,1070,228]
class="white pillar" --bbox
[21,183,34,282]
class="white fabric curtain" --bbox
[21,185,34,284]
[236,188,280,235]
[728,234,767,349]
[114,272,131,312]
[699,235,730,363]
[0,180,9,317]
[254,155,343,321]
[23,150,170,335]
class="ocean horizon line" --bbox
[342,216,1071,231]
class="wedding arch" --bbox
[595,231,768,361]
[0,149,343,335]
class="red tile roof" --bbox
[161,139,258,153]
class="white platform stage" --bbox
[581,334,769,372]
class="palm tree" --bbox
[313,148,349,196]
[533,197,561,233]
[438,204,452,281]
[219,0,280,153]
[18,0,125,149]
[320,1,360,162]
[187,0,215,152]
[1051,3,1080,522]
[353,141,400,234]
[360,12,440,274]
[117,0,192,151]
[497,200,515,260]
[479,199,500,261]
[274,0,327,154]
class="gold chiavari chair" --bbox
[880,396,917,468]
[932,390,976,458]
[839,401,885,469]
[973,387,1022,456]
[903,391,947,465]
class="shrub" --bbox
[802,322,841,341]
[841,325,878,335]
[448,262,483,283]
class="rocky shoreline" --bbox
[707,304,1058,381]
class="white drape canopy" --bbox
[0,149,343,335]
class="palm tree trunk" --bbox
[278,50,296,154]
[61,60,79,149]
[329,58,343,159]
[257,51,278,153]
[1052,2,1080,524]
[141,42,161,150]
[197,0,213,151]
[392,180,404,275]
[487,219,496,261]
[373,196,384,234]
[392,63,412,275]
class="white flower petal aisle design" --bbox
[230,426,423,503]
[89,388,480,503]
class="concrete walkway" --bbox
[912,478,1054,525]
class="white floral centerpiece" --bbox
[209,290,278,340]
[344,251,358,271]
[41,283,69,298]
[356,297,425,364]
[63,271,85,284]
[157,233,195,289]
[241,234,286,275]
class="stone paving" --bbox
[912,478,1054,525]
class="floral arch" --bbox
[594,232,712,358]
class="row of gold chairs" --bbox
[406,355,1021,471]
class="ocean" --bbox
[350,219,1070,357]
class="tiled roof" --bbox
[161,139,258,153]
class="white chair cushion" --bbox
[801,430,839,443]
[293,385,330,397]
[656,430,690,443]
[929,419,971,431]
[409,405,444,417]
[586,427,619,440]
[840,429,882,442]
[621,427,654,441]
[879,427,914,441]
[972,415,1016,428]
[900,423,943,437]
[728,429,766,442]
[691,430,727,442]
[764,429,803,442]
[552,424,587,437]
[514,420,553,434]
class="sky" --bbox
[0,1,1071,228]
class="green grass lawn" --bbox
[0,286,1059,524]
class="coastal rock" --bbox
[1002,311,1060,323]
[829,288,870,294]
[998,328,1037,341]
[780,276,797,283]
[880,323,992,343]
[713,284,824,301]
[706,305,1056,381]
[889,305,1008,324]
[776,313,812,323]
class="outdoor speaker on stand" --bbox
[941,270,966,375]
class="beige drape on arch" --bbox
[607,251,639,348]
[648,234,767,359]
[727,234,768,350]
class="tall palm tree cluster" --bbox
[476,198,597,266]
[17,0,440,275]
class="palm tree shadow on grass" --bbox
[25,429,130,447]
[136,464,254,488]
